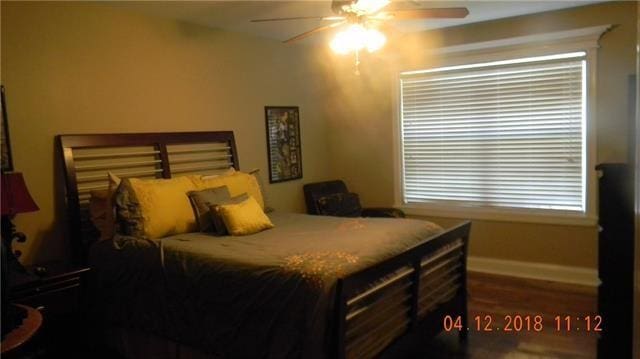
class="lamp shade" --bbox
[1,172,38,215]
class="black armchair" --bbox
[303,180,405,218]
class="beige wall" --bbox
[1,2,331,264]
[323,2,637,268]
[2,1,636,269]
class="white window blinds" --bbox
[399,52,586,212]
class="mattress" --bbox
[88,212,443,359]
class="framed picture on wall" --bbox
[1,85,14,172]
[265,106,302,183]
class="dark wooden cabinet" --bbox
[8,262,90,357]
[596,163,634,359]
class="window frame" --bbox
[392,26,611,226]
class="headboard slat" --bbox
[168,147,230,154]
[77,185,109,193]
[75,159,162,171]
[170,164,233,175]
[76,168,163,182]
[73,150,161,160]
[170,155,232,164]
[57,131,239,264]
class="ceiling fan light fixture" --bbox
[364,28,386,52]
[330,24,386,54]
[351,0,391,14]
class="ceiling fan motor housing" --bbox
[332,0,358,15]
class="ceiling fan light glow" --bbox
[365,28,386,52]
[330,24,386,54]
[329,35,352,55]
[330,24,366,54]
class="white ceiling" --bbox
[113,1,607,44]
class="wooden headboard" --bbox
[56,131,239,264]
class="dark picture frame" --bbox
[265,106,302,183]
[1,85,14,173]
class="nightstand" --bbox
[8,261,90,356]
[1,304,43,358]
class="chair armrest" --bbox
[361,207,406,218]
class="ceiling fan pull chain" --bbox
[354,49,361,76]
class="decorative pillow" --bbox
[103,172,121,240]
[188,186,231,232]
[114,178,146,238]
[115,176,198,239]
[209,193,250,236]
[316,192,362,217]
[247,168,274,213]
[193,169,265,210]
[88,172,121,241]
[214,196,274,236]
[88,189,109,237]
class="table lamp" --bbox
[1,172,38,273]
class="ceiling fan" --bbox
[250,0,469,54]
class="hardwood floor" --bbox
[82,272,598,359]
[418,272,598,358]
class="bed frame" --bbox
[57,131,471,359]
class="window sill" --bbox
[399,203,598,227]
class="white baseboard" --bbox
[467,256,600,287]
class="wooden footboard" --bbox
[335,221,471,359]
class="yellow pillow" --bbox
[127,176,198,239]
[193,169,265,210]
[215,196,274,236]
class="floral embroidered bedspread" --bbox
[89,212,442,358]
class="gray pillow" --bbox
[248,168,274,213]
[188,186,231,232]
[209,193,250,236]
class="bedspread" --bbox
[88,212,443,359]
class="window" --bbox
[398,52,588,219]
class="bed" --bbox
[57,131,471,359]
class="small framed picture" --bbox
[264,106,302,183]
[1,85,14,173]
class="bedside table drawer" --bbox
[14,281,83,320]
[11,275,81,299]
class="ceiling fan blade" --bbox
[284,21,346,44]
[251,16,344,23]
[381,7,469,20]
